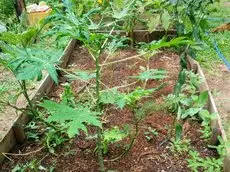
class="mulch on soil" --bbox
[0,45,218,172]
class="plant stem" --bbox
[105,119,140,162]
[20,81,59,131]
[100,53,146,67]
[21,81,37,116]
[143,57,150,89]
[95,54,105,172]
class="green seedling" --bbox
[144,127,158,142]
[169,139,191,155]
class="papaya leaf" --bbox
[0,27,38,47]
[100,89,126,109]
[147,14,160,33]
[111,0,135,19]
[103,126,128,143]
[40,100,102,138]
[132,69,167,80]
[150,37,193,51]
[100,89,119,105]
[0,44,61,83]
[161,10,171,30]
[181,107,202,119]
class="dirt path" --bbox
[204,64,230,139]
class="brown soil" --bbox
[0,46,218,171]
[204,64,230,139]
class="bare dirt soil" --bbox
[0,46,218,171]
[204,64,230,139]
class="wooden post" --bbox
[13,124,26,144]
[14,0,26,20]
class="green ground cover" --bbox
[196,0,230,73]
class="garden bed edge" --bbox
[0,39,77,164]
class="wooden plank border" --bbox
[186,56,230,172]
[0,39,76,164]
[96,29,176,43]
[3,31,226,170]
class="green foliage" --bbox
[143,0,172,31]
[135,99,167,120]
[110,0,135,21]
[147,14,160,33]
[0,22,7,33]
[187,150,223,172]
[0,83,9,111]
[40,100,102,138]
[0,83,8,95]
[0,0,15,21]
[109,0,173,32]
[167,70,208,120]
[169,139,191,155]
[106,36,129,54]
[196,32,230,72]
[0,45,61,83]
[18,0,219,169]
[74,0,97,16]
[100,87,158,109]
[60,83,75,107]
[144,127,158,141]
[169,0,217,40]
[0,27,39,48]
[100,88,120,105]
[161,10,171,30]
[168,90,209,120]
[102,126,128,154]
[43,0,102,44]
[25,121,40,142]
[173,68,187,96]
[209,136,230,157]
[198,110,217,139]
[181,70,203,94]
[123,87,156,108]
[12,159,49,172]
[133,69,167,81]
[175,123,183,141]
[140,37,194,56]
[45,129,66,154]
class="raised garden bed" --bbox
[0,34,226,171]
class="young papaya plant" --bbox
[0,27,61,130]
[41,0,195,170]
